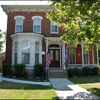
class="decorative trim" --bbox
[14,15,25,20]
[32,16,43,20]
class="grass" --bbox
[68,76,100,97]
[0,81,58,99]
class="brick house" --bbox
[1,4,99,77]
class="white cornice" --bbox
[44,37,61,41]
[1,5,54,14]
[10,33,44,40]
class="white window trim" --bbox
[50,22,59,34]
[32,16,43,33]
[14,15,25,33]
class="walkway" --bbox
[2,77,51,86]
[49,78,100,100]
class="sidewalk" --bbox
[49,78,100,100]
[2,77,51,86]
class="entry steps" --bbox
[48,69,66,78]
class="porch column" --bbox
[12,41,14,65]
[30,40,35,66]
[81,43,84,67]
[39,41,42,64]
[96,43,99,67]
[45,39,49,69]
[62,41,66,70]
[17,40,22,64]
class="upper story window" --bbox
[32,16,43,33]
[14,16,25,33]
[51,22,58,33]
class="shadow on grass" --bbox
[0,81,52,90]
[68,76,99,84]
[87,88,100,97]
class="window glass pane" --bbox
[35,42,39,53]
[35,42,39,64]
[16,26,22,32]
[35,54,39,64]
[22,41,30,53]
[34,26,40,33]
[22,41,30,64]
[15,53,17,64]
[51,22,58,33]
[50,50,53,60]
[22,53,30,64]
[14,42,17,53]
[55,50,59,61]
[16,19,23,25]
[34,19,41,33]
[34,19,40,25]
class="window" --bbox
[14,16,25,33]
[35,42,39,64]
[34,19,41,33]
[32,16,43,33]
[22,41,30,64]
[84,48,89,64]
[51,22,58,33]
[14,42,17,64]
[69,47,75,64]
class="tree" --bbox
[46,0,100,50]
[0,30,6,52]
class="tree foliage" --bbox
[46,0,100,50]
[0,30,6,52]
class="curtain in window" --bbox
[51,22,58,33]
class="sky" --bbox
[0,1,49,52]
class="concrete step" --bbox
[48,69,66,78]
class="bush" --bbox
[91,67,99,76]
[14,63,27,78]
[34,63,43,77]
[3,63,12,77]
[67,68,74,78]
[73,68,78,76]
[82,66,91,76]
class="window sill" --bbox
[50,32,59,34]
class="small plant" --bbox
[73,67,78,76]
[14,63,27,78]
[2,63,12,77]
[91,67,99,76]
[82,66,91,76]
[67,68,74,78]
[33,63,43,77]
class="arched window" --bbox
[32,16,43,33]
[14,15,25,33]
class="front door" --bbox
[49,49,60,67]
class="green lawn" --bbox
[0,81,58,99]
[68,76,100,97]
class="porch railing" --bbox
[68,64,98,69]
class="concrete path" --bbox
[49,78,100,100]
[2,77,51,86]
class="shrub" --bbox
[34,63,43,77]
[82,66,91,76]
[91,67,99,76]
[73,67,78,76]
[14,63,26,78]
[3,63,12,77]
[67,68,74,78]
